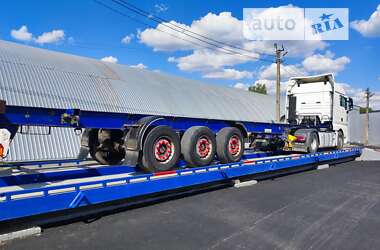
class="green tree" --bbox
[359,107,373,114]
[248,83,267,95]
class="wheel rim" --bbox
[196,136,212,159]
[154,137,174,163]
[228,135,242,156]
[310,137,317,152]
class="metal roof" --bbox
[0,40,275,123]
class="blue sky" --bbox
[1,0,380,108]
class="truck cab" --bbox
[285,73,353,151]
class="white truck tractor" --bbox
[284,73,353,153]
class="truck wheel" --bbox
[141,126,181,172]
[181,126,216,167]
[337,131,344,149]
[307,132,319,153]
[87,129,125,165]
[216,127,244,164]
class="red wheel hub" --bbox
[196,136,212,158]
[154,138,173,162]
[228,135,241,156]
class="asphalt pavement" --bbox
[4,160,380,250]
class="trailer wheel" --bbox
[337,131,344,149]
[181,126,216,167]
[141,126,181,172]
[87,129,125,165]
[216,127,244,164]
[307,132,319,153]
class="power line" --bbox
[92,0,213,51]
[112,0,272,60]
[281,65,299,77]
[99,0,273,62]
[111,0,271,61]
[281,61,305,77]
[93,0,211,51]
[115,0,275,57]
[94,0,272,62]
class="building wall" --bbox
[7,127,81,162]
[368,112,380,146]
[348,107,380,146]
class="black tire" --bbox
[337,131,344,149]
[140,125,181,172]
[87,129,125,165]
[181,126,216,167]
[216,127,244,164]
[307,132,319,153]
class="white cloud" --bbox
[204,68,253,80]
[101,56,118,64]
[154,3,168,13]
[35,30,65,44]
[168,49,257,72]
[233,82,250,90]
[190,12,245,46]
[121,34,134,44]
[10,26,68,45]
[130,63,147,69]
[258,52,350,82]
[369,94,380,109]
[11,25,33,42]
[140,12,245,52]
[139,10,326,74]
[302,52,350,74]
[244,5,306,41]
[351,4,380,37]
[139,11,326,55]
[336,83,359,95]
[139,21,194,51]
[259,63,306,80]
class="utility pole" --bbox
[364,88,374,145]
[274,43,287,122]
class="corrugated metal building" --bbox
[0,40,276,162]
